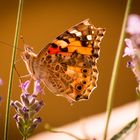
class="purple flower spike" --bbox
[33,117,42,124]
[11,80,44,138]
[22,106,29,112]
[127,61,134,68]
[124,13,140,94]
[126,14,140,35]
[13,114,18,121]
[33,80,42,96]
[35,100,44,112]
[20,80,30,92]
[20,93,30,106]
[28,117,42,135]
[0,78,3,86]
[123,39,135,57]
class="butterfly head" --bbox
[21,44,37,75]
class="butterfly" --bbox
[21,19,105,103]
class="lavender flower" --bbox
[0,78,3,86]
[123,14,140,95]
[11,80,44,138]
[126,14,140,35]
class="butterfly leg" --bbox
[14,63,32,84]
[40,80,46,95]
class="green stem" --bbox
[4,0,24,140]
[23,136,27,140]
[134,94,140,140]
[103,0,132,140]
[110,118,138,140]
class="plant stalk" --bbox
[103,0,132,139]
[47,129,88,140]
[4,0,24,140]
[23,136,27,140]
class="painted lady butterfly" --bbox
[21,19,105,103]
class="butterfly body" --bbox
[21,19,105,103]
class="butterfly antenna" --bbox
[14,58,23,64]
[20,35,26,45]
[14,64,23,84]
[0,40,24,51]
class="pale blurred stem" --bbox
[48,129,89,140]
[103,0,132,140]
[4,0,24,140]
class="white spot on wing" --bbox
[87,35,92,40]
[75,32,82,36]
[70,29,82,36]
[70,29,77,34]
[56,40,68,48]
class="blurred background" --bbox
[0,0,140,139]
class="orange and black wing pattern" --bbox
[38,19,105,102]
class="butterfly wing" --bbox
[37,19,105,103]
